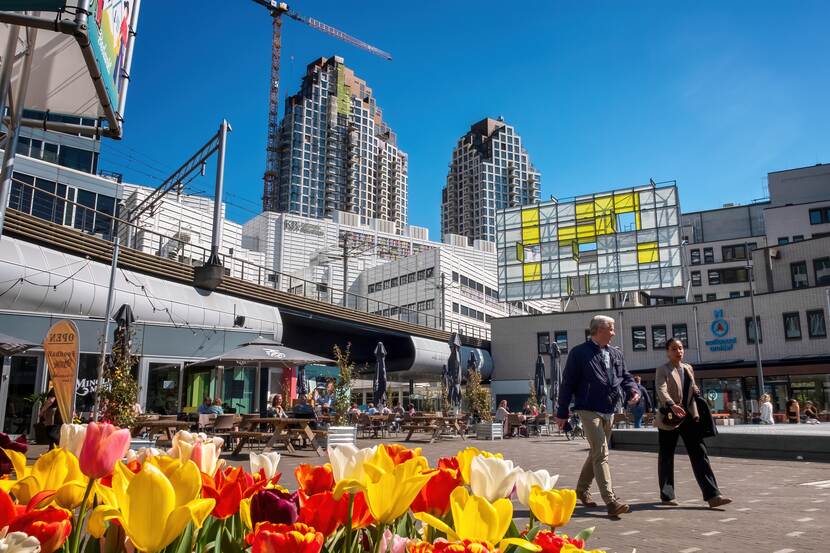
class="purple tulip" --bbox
[0,432,27,476]
[250,488,299,525]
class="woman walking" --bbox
[656,338,731,508]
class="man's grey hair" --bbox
[589,315,615,335]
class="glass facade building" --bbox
[264,56,408,232]
[442,118,541,243]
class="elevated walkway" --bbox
[611,424,830,462]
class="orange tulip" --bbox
[245,522,324,553]
[78,422,131,480]
[294,464,334,497]
[411,466,464,517]
[0,489,71,553]
[382,443,422,465]
[408,539,496,553]
[201,466,268,519]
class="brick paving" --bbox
[26,434,829,552]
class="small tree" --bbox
[332,344,355,426]
[464,368,492,424]
[100,325,139,428]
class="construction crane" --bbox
[251,1,392,212]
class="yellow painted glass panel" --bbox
[575,202,594,221]
[523,262,542,281]
[522,225,540,245]
[595,214,616,235]
[559,225,576,241]
[521,206,540,225]
[614,192,639,214]
[595,196,614,215]
[576,222,596,240]
[637,242,659,264]
[516,243,524,262]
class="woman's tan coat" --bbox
[655,361,699,431]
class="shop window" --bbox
[807,310,827,339]
[814,257,830,286]
[783,312,802,340]
[790,261,809,289]
[632,326,647,351]
[691,271,701,287]
[690,249,701,265]
[651,325,667,349]
[703,247,714,264]
[745,316,763,344]
[537,332,550,354]
[554,330,568,354]
[671,323,689,347]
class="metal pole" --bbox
[692,305,702,364]
[0,25,21,148]
[0,25,35,240]
[746,242,764,396]
[440,272,446,330]
[209,119,229,258]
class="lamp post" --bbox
[746,242,764,397]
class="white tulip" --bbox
[469,455,522,502]
[59,423,87,458]
[0,528,41,553]
[327,443,377,483]
[168,431,224,475]
[515,468,560,506]
[249,452,281,479]
[126,447,161,464]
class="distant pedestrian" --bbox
[785,399,800,424]
[629,376,653,428]
[38,389,62,450]
[803,401,820,424]
[555,315,640,517]
[759,394,774,425]
[656,337,731,509]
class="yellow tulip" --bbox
[414,487,540,551]
[362,454,434,524]
[2,448,88,508]
[528,486,576,528]
[454,447,503,484]
[88,459,215,553]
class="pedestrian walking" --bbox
[656,337,732,508]
[629,375,653,428]
[555,315,640,517]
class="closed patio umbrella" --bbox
[535,355,548,406]
[549,343,561,409]
[374,341,387,406]
[447,333,462,411]
[296,365,308,397]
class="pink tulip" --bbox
[78,422,131,479]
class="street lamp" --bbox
[745,242,764,398]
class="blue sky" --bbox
[103,0,830,237]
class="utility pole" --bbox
[746,242,764,396]
[439,272,446,330]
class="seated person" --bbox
[803,401,820,424]
[267,394,288,418]
[380,404,392,415]
[197,397,213,415]
[292,394,317,419]
[495,400,510,426]
[209,398,224,415]
[391,399,405,416]
[407,403,417,416]
[366,402,378,415]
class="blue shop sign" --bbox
[706,309,735,352]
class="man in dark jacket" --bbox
[555,315,639,517]
[629,375,653,428]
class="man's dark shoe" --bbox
[661,499,678,506]
[607,500,630,516]
[577,491,597,507]
[707,496,732,508]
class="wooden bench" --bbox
[229,431,273,454]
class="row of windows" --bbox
[451,271,499,300]
[631,324,690,351]
[783,310,828,340]
[367,267,434,293]
[371,299,436,318]
[692,292,748,302]
[16,136,98,174]
[791,258,830,288]
[452,302,490,322]
[808,207,830,225]
[536,331,570,355]
[689,243,756,265]
[690,267,750,287]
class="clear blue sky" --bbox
[103,0,830,237]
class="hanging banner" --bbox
[43,319,80,424]
[88,0,134,115]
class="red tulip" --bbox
[438,456,461,472]
[533,530,586,553]
[298,491,347,536]
[0,490,72,553]
[408,539,495,553]
[411,466,464,517]
[202,466,268,519]
[78,422,131,480]
[294,464,334,497]
[245,522,324,553]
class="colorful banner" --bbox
[43,319,80,424]
[87,0,134,112]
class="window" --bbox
[783,312,802,340]
[690,249,701,265]
[707,270,720,285]
[693,294,703,302]
[729,291,741,298]
[807,310,827,339]
[722,244,750,261]
[58,145,94,173]
[809,207,830,225]
[706,293,717,301]
[745,316,762,344]
[671,324,689,347]
[814,257,830,285]
[793,235,804,242]
[791,262,808,289]
[632,327,647,351]
[554,331,568,354]
[452,271,459,282]
[537,332,550,354]
[691,271,701,287]
[703,248,714,264]
[651,325,667,349]
[778,237,789,245]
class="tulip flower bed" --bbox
[0,422,606,553]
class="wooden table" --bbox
[402,415,467,443]
[231,417,323,456]
[131,419,191,441]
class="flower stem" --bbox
[343,493,355,553]
[71,478,96,553]
[373,523,386,553]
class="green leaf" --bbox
[525,526,542,542]
[171,522,194,553]
[574,526,595,543]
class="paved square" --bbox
[219,434,829,553]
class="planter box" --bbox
[323,426,357,449]
[475,423,503,441]
[129,438,156,451]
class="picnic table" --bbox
[131,419,191,441]
[230,417,323,456]
[401,415,467,443]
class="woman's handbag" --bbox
[659,406,685,428]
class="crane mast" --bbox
[254,1,391,212]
